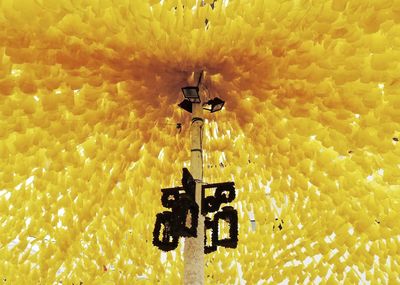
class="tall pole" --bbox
[183,73,204,285]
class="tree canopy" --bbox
[0,0,399,283]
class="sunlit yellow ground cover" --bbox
[0,0,399,284]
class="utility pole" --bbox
[152,71,237,285]
[183,72,204,285]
